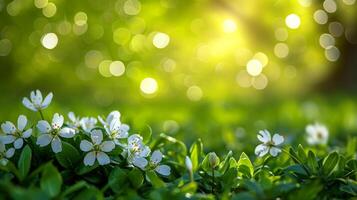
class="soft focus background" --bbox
[1,0,357,154]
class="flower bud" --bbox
[185,156,193,172]
[208,152,220,169]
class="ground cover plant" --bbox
[0,90,356,200]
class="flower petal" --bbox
[22,129,32,138]
[155,165,171,176]
[150,150,162,165]
[139,145,151,158]
[37,121,51,133]
[51,136,62,153]
[132,157,148,169]
[255,144,269,157]
[84,151,96,166]
[91,129,103,145]
[257,130,271,143]
[97,116,106,126]
[14,138,24,149]
[5,148,15,158]
[0,158,8,166]
[59,127,76,138]
[80,140,93,152]
[272,134,284,145]
[68,112,76,123]
[22,97,37,111]
[97,152,111,165]
[41,92,53,109]
[100,141,115,152]
[117,124,129,138]
[52,113,64,129]
[107,111,120,124]
[269,147,281,157]
[0,135,16,144]
[17,115,27,131]
[36,134,52,147]
[1,121,16,134]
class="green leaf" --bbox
[141,125,152,144]
[189,138,203,172]
[73,186,103,200]
[237,152,254,178]
[297,144,307,163]
[40,163,63,197]
[60,181,88,198]
[289,147,301,164]
[55,142,80,169]
[322,152,339,177]
[146,170,166,188]
[218,151,232,174]
[18,145,32,181]
[307,150,318,173]
[108,167,128,193]
[128,168,144,189]
[284,164,309,177]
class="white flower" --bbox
[22,90,53,111]
[80,117,97,133]
[125,134,151,169]
[185,156,193,172]
[0,115,32,149]
[104,119,130,145]
[149,150,171,176]
[255,130,284,157]
[67,112,81,130]
[98,110,120,127]
[80,129,115,166]
[306,123,329,145]
[36,113,76,153]
[0,142,15,166]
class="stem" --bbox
[189,170,194,182]
[38,110,44,120]
[211,167,215,194]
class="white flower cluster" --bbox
[0,90,171,176]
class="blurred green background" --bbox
[1,0,357,153]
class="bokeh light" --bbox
[285,14,301,29]
[152,32,170,49]
[140,77,158,94]
[109,61,126,77]
[187,85,203,101]
[246,59,263,76]
[41,33,58,49]
[222,19,237,33]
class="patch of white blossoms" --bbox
[80,129,115,166]
[22,90,53,112]
[36,113,76,153]
[306,123,329,145]
[1,115,32,149]
[0,89,172,172]
[255,129,284,157]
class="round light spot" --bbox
[42,2,56,18]
[161,58,176,72]
[328,22,344,37]
[186,86,203,101]
[252,74,268,90]
[342,0,356,5]
[285,14,301,29]
[323,0,337,13]
[222,19,237,33]
[236,70,252,88]
[274,43,289,58]
[0,39,12,56]
[98,60,112,77]
[123,0,141,15]
[325,46,340,61]
[57,21,72,35]
[113,28,131,45]
[74,12,88,26]
[298,0,312,7]
[41,33,58,49]
[313,10,328,24]
[319,33,335,49]
[109,61,125,76]
[152,32,170,49]
[253,52,269,67]
[275,28,288,41]
[140,77,158,94]
[73,23,88,35]
[34,0,48,8]
[246,59,263,76]
[85,50,103,69]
